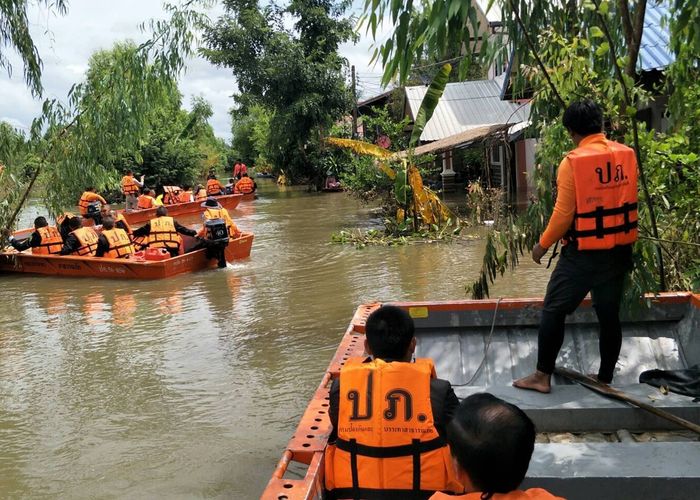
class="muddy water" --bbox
[0,181,551,498]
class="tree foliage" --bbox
[203,0,356,182]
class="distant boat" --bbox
[0,231,254,279]
[262,293,700,500]
[114,193,243,226]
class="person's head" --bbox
[183,185,191,191]
[203,197,221,209]
[562,99,603,144]
[100,204,112,217]
[228,178,235,184]
[208,173,216,180]
[126,169,133,175]
[241,172,249,178]
[195,184,203,192]
[364,305,416,361]
[86,187,96,193]
[156,206,168,217]
[68,216,82,230]
[447,393,536,496]
[102,216,115,230]
[33,216,48,229]
[236,159,241,163]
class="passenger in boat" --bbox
[100,205,132,235]
[137,189,158,210]
[56,212,75,240]
[234,172,256,194]
[198,198,241,239]
[131,206,197,258]
[163,186,181,205]
[121,170,144,211]
[224,178,235,195]
[95,217,135,259]
[514,100,638,394]
[325,305,462,499]
[60,217,99,256]
[78,187,107,225]
[3,216,63,255]
[430,394,563,500]
[206,173,224,196]
[194,184,207,202]
[179,185,194,203]
[233,159,247,179]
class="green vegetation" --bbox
[362,0,700,296]
[203,0,355,183]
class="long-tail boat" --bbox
[0,231,254,279]
[262,292,700,500]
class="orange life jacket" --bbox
[179,191,193,203]
[71,227,99,256]
[567,140,638,250]
[430,488,565,500]
[114,213,132,235]
[56,212,74,226]
[325,358,461,499]
[137,194,156,210]
[195,188,208,202]
[234,177,255,194]
[32,226,63,255]
[102,228,135,258]
[202,207,239,237]
[78,192,103,215]
[207,179,223,196]
[147,216,182,250]
[163,186,181,205]
[121,175,139,196]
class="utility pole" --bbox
[351,65,358,139]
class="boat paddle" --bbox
[554,367,700,435]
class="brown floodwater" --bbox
[0,180,551,498]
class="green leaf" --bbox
[589,26,604,38]
[409,63,451,148]
[595,42,610,57]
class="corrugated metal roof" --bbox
[405,79,530,142]
[639,1,675,71]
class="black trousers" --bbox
[536,243,633,383]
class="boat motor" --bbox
[205,218,229,245]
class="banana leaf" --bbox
[325,137,392,158]
[409,63,451,149]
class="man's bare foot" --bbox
[513,371,552,394]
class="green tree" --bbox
[203,0,356,182]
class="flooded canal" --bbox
[0,181,551,498]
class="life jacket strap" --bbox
[335,436,445,458]
[570,220,638,239]
[327,487,434,499]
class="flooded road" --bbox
[0,181,551,498]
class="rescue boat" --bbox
[263,292,700,500]
[239,192,257,202]
[0,231,254,279]
[115,193,243,226]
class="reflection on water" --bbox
[1,181,552,498]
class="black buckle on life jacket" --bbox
[573,202,638,239]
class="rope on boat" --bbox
[456,297,502,387]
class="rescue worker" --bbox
[78,187,107,224]
[234,172,256,194]
[2,216,63,255]
[430,394,563,500]
[131,206,197,258]
[326,305,462,499]
[179,185,194,203]
[233,159,247,179]
[206,173,224,196]
[194,184,207,202]
[95,216,135,258]
[198,198,241,239]
[137,189,158,210]
[99,204,132,235]
[121,169,144,211]
[163,186,181,205]
[514,100,638,394]
[60,217,100,256]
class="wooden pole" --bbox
[555,368,700,435]
[351,65,358,140]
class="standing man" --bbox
[514,100,638,394]
[121,170,144,211]
[233,159,247,179]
